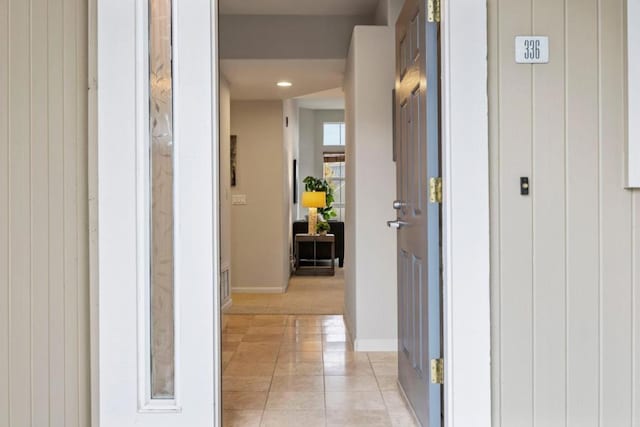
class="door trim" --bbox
[441,0,491,426]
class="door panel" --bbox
[393,0,442,425]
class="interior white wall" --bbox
[297,109,345,219]
[230,101,290,293]
[298,108,317,218]
[283,99,300,266]
[220,77,232,272]
[373,0,405,26]
[344,26,397,351]
[313,110,345,176]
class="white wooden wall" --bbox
[489,0,640,425]
[0,0,90,425]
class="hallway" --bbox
[222,314,418,426]
[225,270,345,315]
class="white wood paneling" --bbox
[489,0,640,425]
[0,0,90,425]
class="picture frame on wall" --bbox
[230,135,237,187]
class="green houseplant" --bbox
[316,221,331,235]
[302,176,337,220]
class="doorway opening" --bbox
[216,0,422,426]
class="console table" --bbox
[294,234,335,276]
[293,221,344,267]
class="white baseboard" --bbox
[221,298,232,312]
[354,338,397,352]
[231,286,286,294]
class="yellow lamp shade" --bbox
[302,191,326,208]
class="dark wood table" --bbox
[294,233,335,276]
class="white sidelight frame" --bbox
[627,0,640,188]
[90,0,221,426]
[441,0,492,426]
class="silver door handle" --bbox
[387,220,409,229]
[392,200,406,210]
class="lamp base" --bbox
[308,208,317,235]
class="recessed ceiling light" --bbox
[277,81,293,88]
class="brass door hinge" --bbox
[428,0,441,23]
[431,358,444,384]
[429,177,443,203]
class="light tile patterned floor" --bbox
[224,269,345,315]
[222,314,419,427]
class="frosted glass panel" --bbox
[149,0,175,399]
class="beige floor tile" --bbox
[265,391,325,410]
[246,326,286,335]
[323,360,374,377]
[224,361,276,377]
[223,410,263,427]
[325,391,387,411]
[326,409,392,427]
[279,341,323,352]
[223,351,236,364]
[251,315,290,326]
[241,334,284,343]
[323,341,354,352]
[284,325,323,334]
[223,334,245,343]
[371,362,398,377]
[388,409,420,427]
[223,342,241,352]
[281,332,322,343]
[223,391,268,410]
[367,352,399,363]
[324,375,380,392]
[277,351,323,363]
[223,376,272,392]
[323,351,370,363]
[381,390,411,411]
[274,360,324,376]
[237,342,282,354]
[260,410,325,427]
[232,352,279,364]
[269,375,324,392]
[375,375,400,391]
[323,333,349,342]
[226,326,251,335]
[323,325,347,334]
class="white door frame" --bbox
[441,0,492,426]
[89,0,221,426]
[89,0,489,425]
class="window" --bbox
[323,153,346,221]
[323,122,346,146]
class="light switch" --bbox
[232,194,247,205]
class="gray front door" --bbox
[390,0,442,425]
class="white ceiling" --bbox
[296,88,345,110]
[219,0,379,16]
[221,59,346,100]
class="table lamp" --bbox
[302,191,326,235]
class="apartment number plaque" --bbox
[515,36,549,64]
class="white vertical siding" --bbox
[489,0,640,425]
[0,0,90,425]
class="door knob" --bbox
[392,200,406,210]
[387,220,409,229]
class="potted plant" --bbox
[316,221,331,235]
[302,176,337,221]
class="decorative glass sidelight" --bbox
[149,0,175,399]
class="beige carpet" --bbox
[224,268,344,315]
